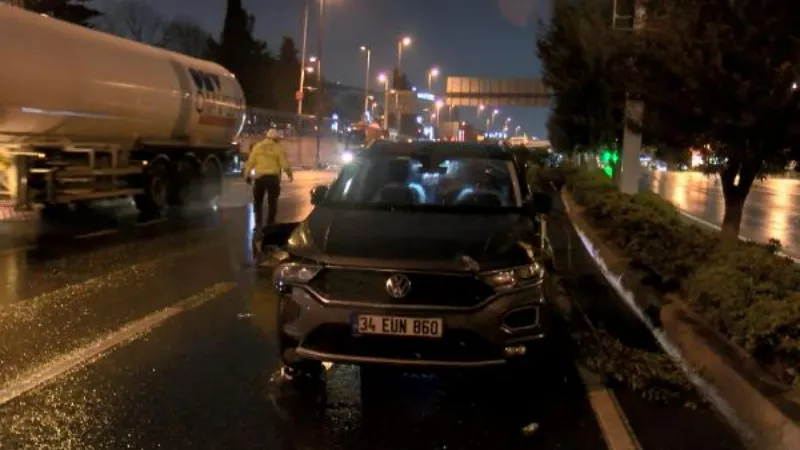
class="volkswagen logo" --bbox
[385,274,412,299]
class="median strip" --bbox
[560,181,800,450]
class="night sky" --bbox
[96,0,552,137]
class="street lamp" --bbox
[397,36,412,71]
[360,46,371,121]
[296,0,310,115]
[491,109,500,128]
[313,0,327,168]
[378,72,390,129]
[428,67,439,93]
[306,56,320,85]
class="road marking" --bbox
[135,218,166,227]
[0,281,236,406]
[0,245,35,256]
[569,220,755,444]
[75,228,119,239]
[677,210,800,263]
[575,365,642,450]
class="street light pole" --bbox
[314,0,325,168]
[360,46,371,121]
[378,74,389,130]
[297,0,309,115]
[396,36,411,73]
[428,67,439,93]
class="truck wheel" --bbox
[134,161,169,217]
[201,156,223,202]
[167,157,199,206]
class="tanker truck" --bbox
[0,6,247,216]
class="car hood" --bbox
[286,207,533,272]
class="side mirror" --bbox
[523,192,552,216]
[310,185,329,205]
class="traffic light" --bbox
[600,148,619,178]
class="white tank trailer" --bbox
[0,6,247,215]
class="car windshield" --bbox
[323,153,523,211]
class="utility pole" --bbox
[314,0,325,168]
[296,0,309,115]
[361,46,371,121]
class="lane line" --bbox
[74,229,118,239]
[0,241,223,317]
[136,218,166,227]
[0,245,35,256]
[576,364,642,450]
[0,281,236,406]
[677,210,800,263]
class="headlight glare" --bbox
[341,151,354,163]
[273,262,322,285]
[482,262,543,289]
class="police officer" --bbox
[245,128,293,234]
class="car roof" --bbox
[365,141,514,161]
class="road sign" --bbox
[444,77,549,107]
[295,90,304,101]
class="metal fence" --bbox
[238,108,347,168]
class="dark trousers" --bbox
[253,174,281,230]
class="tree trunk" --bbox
[719,159,759,240]
[721,192,746,239]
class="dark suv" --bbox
[270,142,554,377]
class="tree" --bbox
[161,17,213,58]
[101,0,165,44]
[271,37,302,112]
[537,0,627,152]
[627,0,800,237]
[26,0,100,27]
[216,0,273,108]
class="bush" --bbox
[563,168,800,387]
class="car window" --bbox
[324,154,522,210]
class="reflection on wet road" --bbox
[0,171,745,449]
[648,171,800,258]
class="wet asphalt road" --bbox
[0,172,745,449]
[647,170,800,258]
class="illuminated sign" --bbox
[416,92,436,102]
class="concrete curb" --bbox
[561,189,800,450]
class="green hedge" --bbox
[563,167,800,389]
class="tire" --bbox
[277,293,323,378]
[200,156,223,203]
[167,157,199,206]
[134,161,169,217]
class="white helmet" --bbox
[266,128,280,140]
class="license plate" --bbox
[354,315,443,338]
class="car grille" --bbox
[302,325,501,363]
[308,268,495,308]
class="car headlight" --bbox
[341,151,354,163]
[273,262,322,286]
[481,262,544,290]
